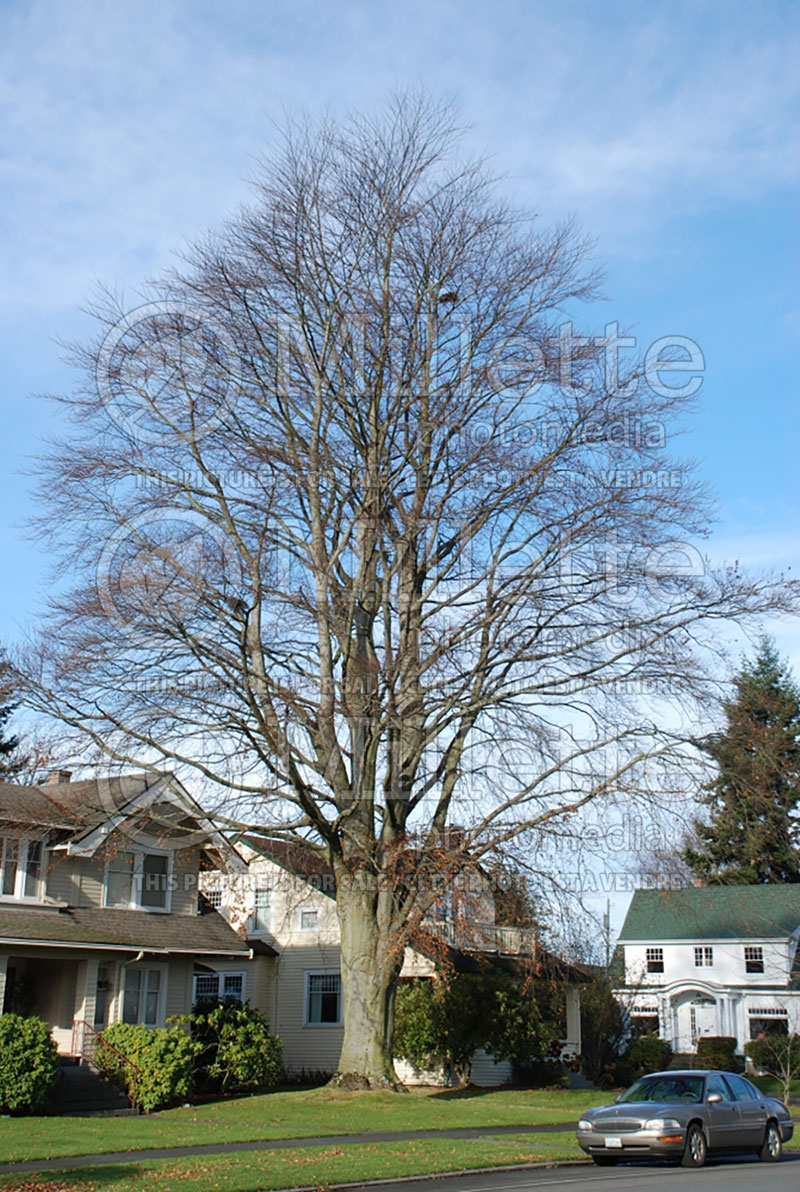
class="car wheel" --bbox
[681,1123,707,1168]
[759,1120,782,1162]
[592,1155,619,1166]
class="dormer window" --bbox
[103,849,172,911]
[0,835,46,901]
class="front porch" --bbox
[623,980,800,1055]
[0,947,183,1056]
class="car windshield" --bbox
[618,1075,704,1104]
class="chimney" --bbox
[47,769,73,785]
[693,878,705,888]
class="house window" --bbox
[299,909,319,931]
[192,970,246,1004]
[252,887,271,933]
[206,889,223,909]
[305,971,342,1025]
[104,850,172,911]
[744,946,764,973]
[694,946,713,967]
[748,1007,788,1039]
[0,836,46,900]
[122,966,164,1026]
[646,947,664,973]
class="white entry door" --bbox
[690,998,716,1046]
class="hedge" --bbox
[0,1014,60,1114]
[96,1022,197,1112]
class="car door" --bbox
[725,1073,768,1146]
[704,1073,740,1150]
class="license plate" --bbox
[605,1136,623,1148]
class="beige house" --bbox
[200,837,584,1084]
[0,771,250,1057]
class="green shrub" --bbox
[627,1033,672,1074]
[189,999,283,1093]
[0,1014,60,1114]
[395,972,561,1086]
[696,1036,738,1071]
[97,1022,197,1112]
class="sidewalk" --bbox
[0,1122,577,1177]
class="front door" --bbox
[690,997,716,1047]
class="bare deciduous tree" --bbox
[17,94,796,1087]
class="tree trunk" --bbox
[329,874,404,1090]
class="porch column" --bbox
[0,953,7,1014]
[657,994,670,1045]
[564,986,581,1054]
[74,958,99,1034]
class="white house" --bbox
[613,885,800,1055]
[200,836,585,1084]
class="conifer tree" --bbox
[0,655,25,780]
[684,639,800,884]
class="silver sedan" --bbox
[576,1069,794,1168]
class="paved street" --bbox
[353,1155,800,1192]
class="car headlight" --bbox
[577,1119,594,1131]
[644,1118,681,1131]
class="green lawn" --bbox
[0,1087,601,1164]
[0,1133,583,1192]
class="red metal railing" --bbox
[71,1018,141,1109]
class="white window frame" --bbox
[744,945,765,973]
[120,962,168,1026]
[192,969,247,1004]
[0,835,47,902]
[304,969,342,1027]
[299,907,320,931]
[694,946,714,967]
[103,848,173,912]
[206,888,223,910]
[645,947,664,973]
[251,886,272,934]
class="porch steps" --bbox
[668,1052,698,1070]
[50,1058,137,1116]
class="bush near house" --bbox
[189,998,283,1094]
[627,1033,672,1075]
[0,1013,60,1114]
[96,1022,198,1112]
[696,1036,738,1072]
[395,971,563,1085]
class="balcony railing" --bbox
[428,921,536,956]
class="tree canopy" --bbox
[15,93,797,1086]
[684,638,800,884]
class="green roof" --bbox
[618,886,800,942]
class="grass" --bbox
[0,1133,583,1192]
[750,1075,800,1099]
[0,1087,600,1164]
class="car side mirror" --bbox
[707,1093,722,1104]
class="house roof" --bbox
[239,835,336,898]
[0,773,175,832]
[618,886,800,942]
[0,904,251,956]
[0,774,154,830]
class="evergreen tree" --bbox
[0,655,25,780]
[684,639,800,884]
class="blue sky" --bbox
[1,1,798,927]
